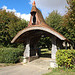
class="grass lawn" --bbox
[0,63,15,67]
[41,48,51,54]
[40,48,51,58]
[43,68,75,75]
[0,63,22,68]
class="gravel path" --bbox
[0,58,51,75]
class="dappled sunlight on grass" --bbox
[43,68,75,75]
[40,48,51,58]
[41,48,51,54]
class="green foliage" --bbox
[44,11,64,49]
[0,10,28,47]
[38,37,51,49]
[45,10,63,33]
[0,47,24,63]
[43,68,75,75]
[62,0,75,48]
[8,19,28,38]
[45,6,75,49]
[56,50,75,68]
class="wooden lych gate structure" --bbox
[11,1,69,63]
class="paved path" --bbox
[0,58,51,75]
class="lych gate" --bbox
[11,1,69,64]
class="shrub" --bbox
[0,48,24,63]
[56,49,75,68]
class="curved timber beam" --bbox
[11,26,66,43]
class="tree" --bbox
[38,36,51,50]
[38,11,63,49]
[45,10,63,33]
[62,0,75,48]
[0,10,28,47]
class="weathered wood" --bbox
[65,42,67,50]
[34,44,38,56]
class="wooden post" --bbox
[60,41,63,49]
[51,36,57,59]
[65,42,67,50]
[34,44,38,56]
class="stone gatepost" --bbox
[51,36,57,59]
[23,40,30,63]
[50,36,58,68]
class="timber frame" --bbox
[11,1,69,62]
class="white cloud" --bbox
[15,13,21,17]
[2,6,7,10]
[2,6,30,21]
[29,0,68,17]
[2,6,16,13]
[21,14,31,21]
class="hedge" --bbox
[56,49,75,68]
[0,48,24,63]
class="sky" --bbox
[0,0,68,21]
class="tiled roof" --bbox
[11,2,67,43]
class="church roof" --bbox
[11,1,67,43]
